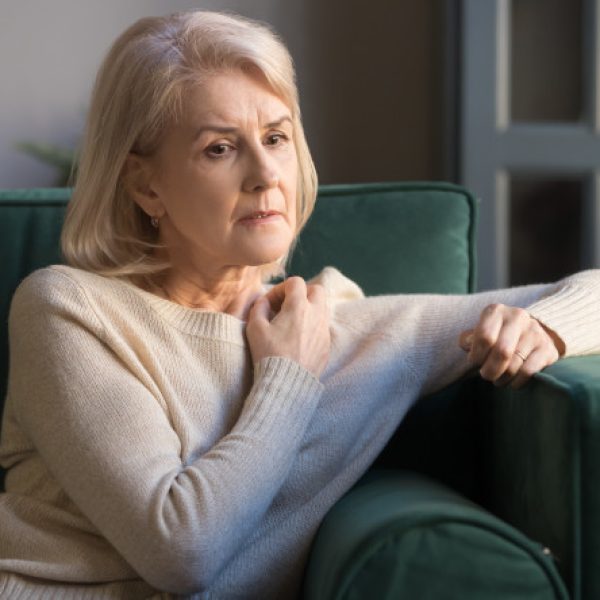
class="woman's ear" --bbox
[122,153,164,219]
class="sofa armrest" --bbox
[478,356,600,600]
[303,469,567,600]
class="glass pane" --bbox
[511,0,583,122]
[509,176,583,285]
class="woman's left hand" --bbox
[458,303,565,389]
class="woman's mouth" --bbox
[238,211,283,225]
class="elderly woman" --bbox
[1,10,599,600]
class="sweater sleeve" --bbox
[6,269,323,594]
[331,269,600,397]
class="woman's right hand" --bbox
[246,276,331,378]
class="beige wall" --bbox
[0,0,442,188]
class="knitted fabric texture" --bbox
[1,265,599,599]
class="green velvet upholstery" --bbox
[0,188,69,403]
[303,470,568,600]
[289,182,477,295]
[480,357,600,600]
[1,182,597,598]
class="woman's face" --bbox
[145,69,298,274]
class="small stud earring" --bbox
[150,216,159,229]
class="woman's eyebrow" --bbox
[192,124,237,142]
[265,115,293,129]
[192,115,292,141]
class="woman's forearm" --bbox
[331,269,600,397]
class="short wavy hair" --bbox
[61,11,317,281]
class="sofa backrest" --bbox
[289,182,477,295]
[0,182,477,487]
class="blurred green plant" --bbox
[16,142,77,187]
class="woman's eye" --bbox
[266,133,288,146]
[206,143,232,158]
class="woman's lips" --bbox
[238,211,283,225]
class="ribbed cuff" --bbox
[528,277,600,357]
[0,573,157,599]
[236,356,323,447]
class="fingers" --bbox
[263,277,306,313]
[247,296,272,324]
[459,330,474,352]
[467,304,503,365]
[246,277,331,377]
[262,282,286,313]
[491,347,533,387]
[461,304,561,389]
[280,277,307,309]
[469,304,530,380]
[261,278,326,318]
[306,283,327,313]
[508,351,540,389]
[249,278,306,332]
[250,277,308,326]
[510,343,559,389]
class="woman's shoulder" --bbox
[14,265,118,306]
[10,265,133,331]
[307,266,365,305]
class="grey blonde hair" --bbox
[61,11,317,281]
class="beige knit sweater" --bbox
[1,265,600,599]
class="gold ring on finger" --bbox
[514,349,529,362]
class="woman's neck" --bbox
[153,266,265,321]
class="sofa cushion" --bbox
[290,182,477,296]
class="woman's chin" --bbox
[244,252,287,268]
[239,244,291,267]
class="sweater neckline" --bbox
[50,264,273,344]
[119,277,268,344]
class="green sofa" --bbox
[1,182,596,598]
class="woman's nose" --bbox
[242,147,279,192]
